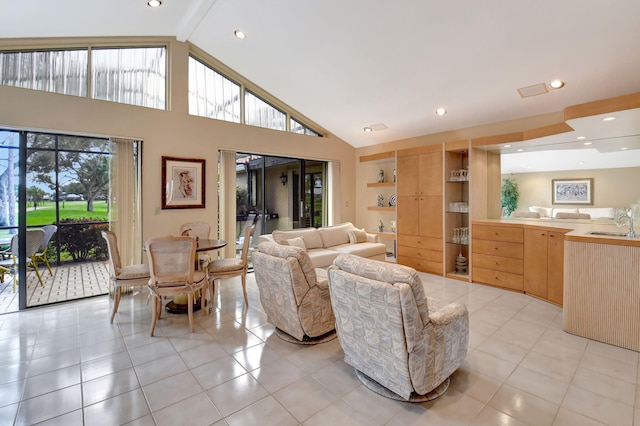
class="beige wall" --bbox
[503,167,640,212]
[0,39,356,243]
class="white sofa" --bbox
[259,222,387,268]
[528,206,615,219]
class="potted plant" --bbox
[501,176,520,217]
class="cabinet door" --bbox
[524,228,548,298]
[418,152,443,196]
[397,196,419,235]
[547,231,565,305]
[419,196,442,238]
[397,156,418,196]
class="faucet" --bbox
[615,208,637,238]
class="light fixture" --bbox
[435,107,447,116]
[503,144,511,148]
[578,161,584,165]
[234,30,246,40]
[548,79,565,89]
[363,126,372,133]
[516,148,524,152]
[602,116,616,121]
[280,172,288,186]
[584,142,592,146]
[576,136,587,140]
[621,147,628,151]
[147,0,161,7]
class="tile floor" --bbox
[0,271,638,425]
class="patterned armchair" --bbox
[252,242,335,343]
[327,254,469,401]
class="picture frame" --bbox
[552,178,593,205]
[161,156,205,209]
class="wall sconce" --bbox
[280,172,288,186]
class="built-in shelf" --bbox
[367,182,396,187]
[368,206,395,211]
[369,231,396,240]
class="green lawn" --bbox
[26,200,109,226]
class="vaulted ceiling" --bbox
[2,0,640,151]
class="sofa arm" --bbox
[259,234,276,244]
[366,233,379,243]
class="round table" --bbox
[165,239,227,314]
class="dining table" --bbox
[165,238,227,314]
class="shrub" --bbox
[58,218,108,262]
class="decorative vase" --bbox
[377,169,385,183]
[376,194,384,207]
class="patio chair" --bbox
[0,229,46,292]
[208,225,254,306]
[31,224,57,276]
[102,230,151,324]
[146,235,208,336]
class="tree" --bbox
[27,186,46,209]
[501,175,520,217]
[27,135,111,212]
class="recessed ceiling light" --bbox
[363,127,372,133]
[576,136,586,140]
[526,165,532,168]
[435,107,447,116]
[234,30,246,40]
[503,144,511,148]
[548,80,565,89]
[147,0,161,7]
[578,161,584,165]
[602,116,616,121]
[621,147,628,150]
[516,148,524,152]
[583,142,592,146]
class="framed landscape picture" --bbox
[161,156,206,209]
[552,178,593,205]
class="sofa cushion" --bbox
[287,237,307,250]
[331,242,387,259]
[318,222,354,248]
[272,227,323,249]
[552,208,579,218]
[578,207,615,219]
[347,228,367,244]
[306,248,341,269]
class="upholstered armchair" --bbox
[327,254,469,401]
[252,242,335,343]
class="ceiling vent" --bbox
[368,123,388,131]
[518,83,549,98]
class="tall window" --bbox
[0,49,88,96]
[188,56,241,122]
[91,47,166,109]
[245,91,286,131]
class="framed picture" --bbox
[161,156,205,209]
[552,178,593,205]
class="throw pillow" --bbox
[287,237,307,251]
[347,228,368,244]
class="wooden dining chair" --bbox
[146,235,208,336]
[180,222,212,269]
[102,231,151,323]
[207,225,254,306]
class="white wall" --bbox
[0,39,356,243]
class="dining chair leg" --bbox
[33,266,44,287]
[208,278,216,312]
[44,258,53,276]
[150,296,159,336]
[241,273,248,306]
[110,286,121,324]
[200,289,207,316]
[187,293,195,332]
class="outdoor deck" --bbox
[0,261,110,313]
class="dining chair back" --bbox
[208,225,254,306]
[102,230,150,323]
[146,235,208,336]
[32,224,57,276]
[180,222,212,268]
[236,213,256,249]
[0,229,46,292]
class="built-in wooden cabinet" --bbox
[396,145,443,275]
[524,228,568,305]
[472,223,524,291]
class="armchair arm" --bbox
[428,302,468,326]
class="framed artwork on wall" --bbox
[552,178,593,205]
[161,156,206,209]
